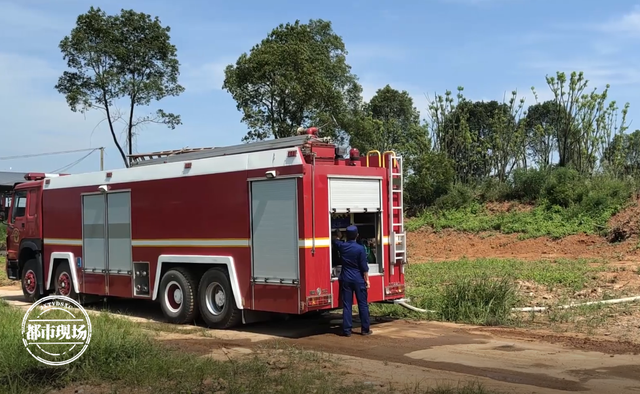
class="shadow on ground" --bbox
[0,290,397,339]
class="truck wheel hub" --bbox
[173,289,182,304]
[215,290,225,306]
[205,283,225,316]
[164,281,183,313]
[24,271,36,294]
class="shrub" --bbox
[434,183,475,210]
[508,167,547,202]
[438,274,520,326]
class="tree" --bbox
[222,19,362,143]
[55,7,185,167]
[543,71,629,173]
[349,85,429,166]
[426,88,526,183]
[522,99,562,169]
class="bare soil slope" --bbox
[408,198,640,262]
[407,228,639,262]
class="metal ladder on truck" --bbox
[385,151,407,275]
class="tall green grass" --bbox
[371,258,605,325]
[0,223,6,250]
[0,257,13,287]
[439,275,519,326]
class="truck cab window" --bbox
[11,192,27,223]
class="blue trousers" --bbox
[340,280,371,334]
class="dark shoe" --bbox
[361,330,372,336]
[341,332,352,337]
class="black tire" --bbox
[159,268,199,324]
[54,261,78,300]
[21,258,41,303]
[198,268,242,329]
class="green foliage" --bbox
[0,257,13,287]
[405,151,456,213]
[403,70,634,220]
[55,6,184,167]
[223,19,361,143]
[509,167,547,202]
[433,183,475,211]
[407,166,636,238]
[349,85,430,163]
[0,224,5,250]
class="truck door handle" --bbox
[21,223,24,228]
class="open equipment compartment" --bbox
[329,212,383,279]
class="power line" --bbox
[0,148,100,161]
[50,149,100,173]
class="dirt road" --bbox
[2,287,640,393]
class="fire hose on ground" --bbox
[393,295,640,314]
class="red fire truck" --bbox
[4,129,407,329]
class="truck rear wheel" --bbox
[198,268,241,329]
[159,268,199,324]
[21,258,41,303]
[54,261,78,300]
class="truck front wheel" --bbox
[159,268,199,324]
[21,258,41,303]
[198,268,241,329]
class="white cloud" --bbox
[598,6,640,36]
[524,57,640,88]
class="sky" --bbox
[1,0,640,173]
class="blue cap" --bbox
[346,225,358,233]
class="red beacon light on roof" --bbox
[24,173,47,181]
[297,127,319,136]
[24,173,66,181]
[348,148,360,166]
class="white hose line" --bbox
[394,295,640,314]
[512,295,640,312]
[394,300,437,313]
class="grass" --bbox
[0,223,5,249]
[0,256,14,287]
[370,257,609,326]
[406,202,612,239]
[0,300,501,394]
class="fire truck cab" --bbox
[4,130,407,329]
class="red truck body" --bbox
[4,132,407,328]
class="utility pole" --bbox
[99,147,104,171]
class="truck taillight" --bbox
[385,283,405,295]
[306,294,332,307]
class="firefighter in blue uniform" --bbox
[332,225,372,336]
